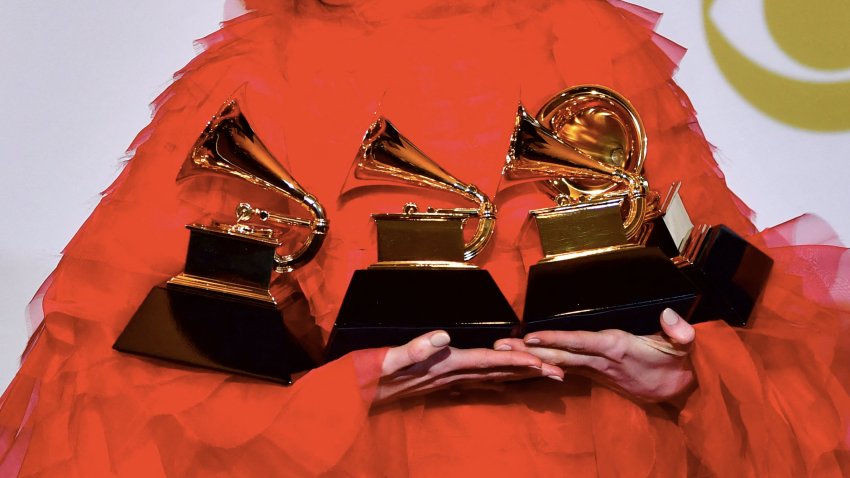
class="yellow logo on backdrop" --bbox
[703,0,850,131]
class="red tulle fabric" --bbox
[2,0,849,476]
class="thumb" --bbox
[660,308,695,346]
[381,330,451,375]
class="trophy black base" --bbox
[114,284,314,385]
[522,247,699,336]
[683,225,774,326]
[325,268,520,362]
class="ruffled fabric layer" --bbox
[1,0,848,476]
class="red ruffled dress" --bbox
[2,1,849,476]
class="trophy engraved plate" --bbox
[532,198,631,258]
[506,86,699,335]
[325,118,519,361]
[374,211,466,263]
[642,183,774,326]
[115,99,328,384]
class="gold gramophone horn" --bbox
[178,99,328,272]
[505,103,648,239]
[536,85,647,198]
[351,117,496,261]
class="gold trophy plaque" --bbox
[114,100,328,384]
[324,118,519,361]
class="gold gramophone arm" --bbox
[270,196,329,273]
[459,186,497,261]
[236,203,313,228]
[232,199,328,272]
[610,170,648,240]
[232,199,328,274]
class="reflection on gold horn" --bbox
[537,85,647,194]
[353,117,495,261]
[178,99,328,272]
[505,103,647,240]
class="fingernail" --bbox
[525,337,541,345]
[429,332,451,347]
[662,308,679,326]
[546,375,564,382]
[494,343,511,351]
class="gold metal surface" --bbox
[537,244,641,264]
[374,210,467,263]
[531,198,629,257]
[187,223,279,244]
[658,182,695,253]
[180,99,328,273]
[536,85,647,198]
[678,224,712,267]
[505,103,648,240]
[349,117,497,264]
[639,182,710,268]
[167,274,277,304]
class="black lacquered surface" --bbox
[114,285,314,384]
[184,226,276,288]
[325,269,520,361]
[642,216,682,259]
[522,247,699,336]
[686,225,774,326]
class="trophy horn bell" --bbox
[178,100,328,272]
[353,117,496,261]
[505,104,648,240]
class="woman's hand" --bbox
[374,330,565,405]
[493,309,696,403]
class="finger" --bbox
[493,338,527,352]
[398,366,561,398]
[382,330,452,375]
[659,308,695,346]
[523,330,624,360]
[443,347,543,372]
[524,346,611,374]
[497,339,602,373]
[538,361,565,379]
[433,368,554,387]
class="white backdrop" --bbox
[1,1,848,391]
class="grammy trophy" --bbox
[114,99,328,384]
[506,86,699,336]
[325,117,519,360]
